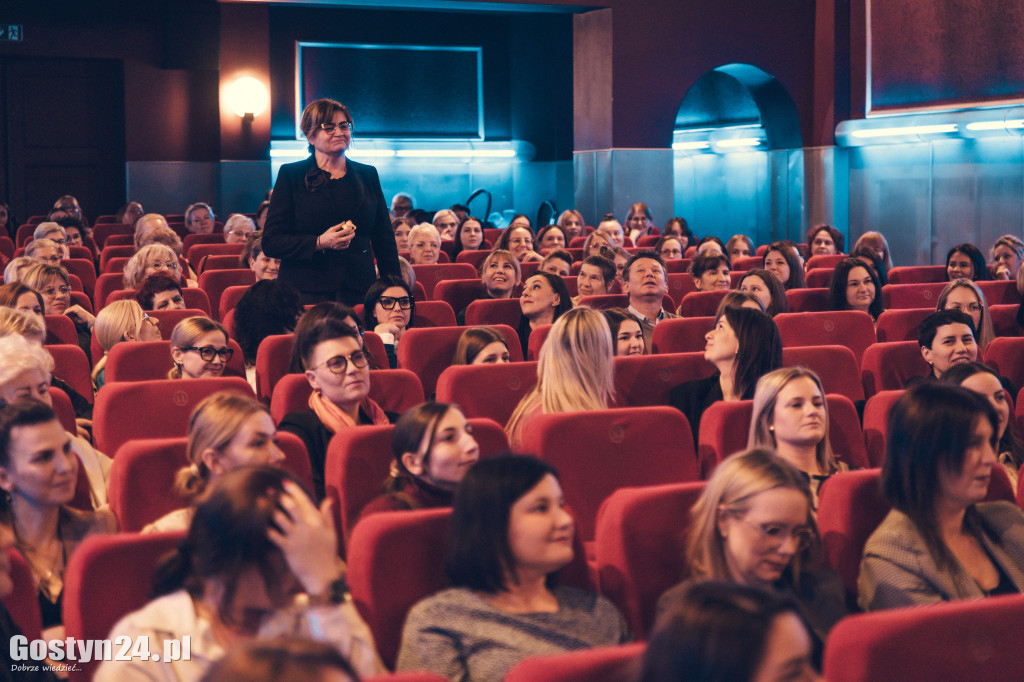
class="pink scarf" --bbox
[308,390,390,433]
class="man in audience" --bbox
[391,192,414,219]
[574,255,616,305]
[32,224,69,259]
[24,239,63,266]
[597,216,625,248]
[623,250,677,349]
[133,213,171,250]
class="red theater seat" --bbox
[650,316,713,354]
[397,324,522,395]
[435,361,538,425]
[862,389,903,467]
[464,297,522,327]
[984,336,1024,390]
[678,290,730,317]
[47,344,94,404]
[805,267,835,288]
[268,370,424,424]
[2,550,42,643]
[886,265,947,284]
[775,310,876,366]
[785,287,831,313]
[43,315,79,347]
[881,282,945,309]
[411,262,479,299]
[783,345,865,402]
[612,352,715,408]
[197,268,255,321]
[874,308,932,343]
[816,468,887,599]
[860,342,929,397]
[103,338,245,384]
[504,644,646,682]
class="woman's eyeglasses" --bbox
[181,346,233,362]
[736,518,815,552]
[40,286,71,298]
[378,296,414,310]
[311,350,369,374]
[319,121,353,134]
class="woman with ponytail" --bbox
[143,392,285,533]
[96,466,384,681]
[359,402,480,525]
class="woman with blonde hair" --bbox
[4,256,36,284]
[21,263,95,357]
[656,448,845,664]
[168,316,232,380]
[748,367,848,506]
[990,234,1024,280]
[144,392,284,533]
[557,209,585,241]
[0,306,45,341]
[936,278,996,353]
[91,300,162,390]
[506,307,615,447]
[124,243,196,289]
[407,223,442,265]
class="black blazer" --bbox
[263,155,401,305]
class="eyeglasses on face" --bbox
[319,121,353,134]
[181,346,233,362]
[226,230,252,238]
[142,313,160,330]
[40,286,71,298]
[377,296,414,310]
[149,261,179,271]
[311,350,369,374]
[947,302,983,314]
[736,518,815,552]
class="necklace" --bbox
[14,522,66,602]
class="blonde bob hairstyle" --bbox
[173,391,271,500]
[686,448,818,584]
[124,243,180,289]
[935,279,995,353]
[19,263,70,294]
[747,367,841,476]
[0,307,46,341]
[0,333,54,388]
[168,316,228,379]
[94,299,147,353]
[4,257,37,284]
[505,307,615,441]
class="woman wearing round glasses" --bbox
[263,98,401,306]
[657,448,846,665]
[20,262,95,359]
[363,276,415,369]
[169,317,233,380]
[281,318,395,499]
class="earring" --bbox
[769,425,774,432]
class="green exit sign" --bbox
[0,25,23,41]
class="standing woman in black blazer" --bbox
[263,98,401,306]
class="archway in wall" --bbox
[672,64,803,247]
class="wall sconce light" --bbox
[226,76,269,121]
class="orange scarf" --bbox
[308,390,390,433]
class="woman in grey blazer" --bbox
[859,383,1024,610]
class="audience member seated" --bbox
[669,306,783,446]
[936,278,995,353]
[748,367,850,506]
[0,400,117,643]
[946,243,988,281]
[91,300,162,391]
[54,216,87,253]
[989,235,1024,281]
[806,224,844,258]
[0,521,59,681]
[725,233,754,261]
[662,217,694,250]
[494,223,542,263]
[397,455,629,679]
[536,224,568,252]
[696,236,725,257]
[507,308,612,448]
[289,302,365,373]
[407,224,442,265]
[24,239,63,267]
[223,213,256,245]
[849,245,889,286]
[0,334,110,506]
[132,213,172,250]
[582,230,612,259]
[21,263,94,357]
[254,199,271,230]
[184,201,216,235]
[135,272,186,311]
[539,249,573,278]
[4,257,36,284]
[124,243,196,289]
[828,257,883,321]
[363,276,415,369]
[914,310,978,383]
[516,271,572,361]
[597,216,626,249]
[656,449,846,665]
[452,216,485,258]
[654,234,685,261]
[452,326,511,365]
[361,401,480,520]
[623,250,675,349]
[643,581,819,682]
[281,319,394,497]
[469,249,521,317]
[169,316,232,380]
[737,269,788,316]
[234,280,302,381]
[691,252,731,292]
[95,466,383,681]
[135,225,198,283]
[144,392,285,533]
[391,192,414,219]
[573,255,615,305]
[625,202,654,242]
[392,217,414,252]
[943,362,1024,494]
[432,209,459,241]
[717,290,765,314]
[0,201,15,240]
[0,282,44,321]
[115,201,144,227]
[239,232,280,281]
[557,209,585,242]
[32,223,69,259]
[51,195,87,229]
[198,636,360,682]
[859,383,1024,610]
[604,307,646,356]
[763,241,806,290]
[853,231,894,271]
